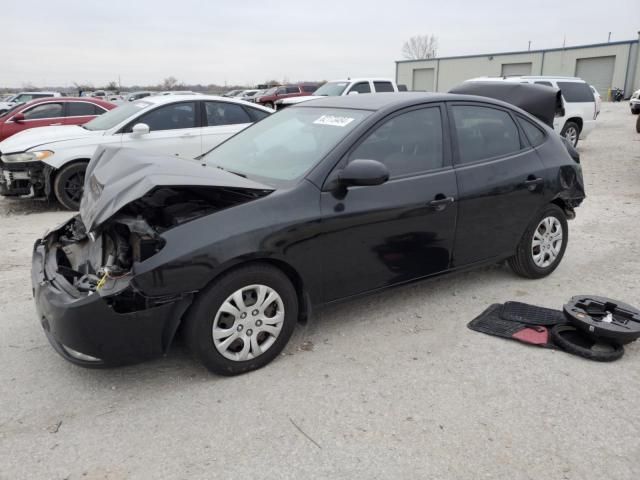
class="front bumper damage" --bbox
[31,215,193,366]
[0,159,51,198]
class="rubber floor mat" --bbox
[468,304,555,348]
[501,301,567,326]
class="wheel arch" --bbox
[564,117,583,132]
[189,257,312,325]
[48,157,91,197]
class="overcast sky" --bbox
[3,0,639,88]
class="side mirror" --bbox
[347,91,359,96]
[338,159,389,187]
[131,123,150,136]
[12,113,25,122]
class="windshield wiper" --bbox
[216,165,246,178]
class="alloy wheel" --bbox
[212,284,285,361]
[64,171,85,204]
[531,216,563,268]
[564,126,578,146]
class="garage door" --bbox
[575,56,615,97]
[501,62,532,77]
[412,68,435,91]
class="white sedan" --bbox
[0,95,272,209]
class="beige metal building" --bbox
[396,35,640,98]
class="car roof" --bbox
[327,78,394,84]
[295,91,523,112]
[15,96,115,107]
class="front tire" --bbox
[53,162,88,210]
[509,204,568,279]
[560,121,580,147]
[184,264,298,376]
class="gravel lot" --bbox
[1,103,639,480]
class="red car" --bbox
[255,84,319,109]
[0,97,115,141]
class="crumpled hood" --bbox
[80,146,273,232]
[0,125,101,153]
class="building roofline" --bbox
[395,39,639,64]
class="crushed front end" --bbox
[32,213,193,366]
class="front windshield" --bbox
[83,101,151,131]
[313,82,349,96]
[261,87,277,96]
[202,107,371,184]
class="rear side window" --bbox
[517,116,545,147]
[67,102,101,116]
[246,107,270,122]
[374,81,395,92]
[286,86,300,94]
[349,82,371,94]
[348,107,443,178]
[300,85,317,92]
[22,103,64,119]
[205,102,252,126]
[452,105,521,164]
[557,82,594,102]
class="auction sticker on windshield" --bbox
[313,115,355,127]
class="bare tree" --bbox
[161,76,179,90]
[402,34,439,60]
[103,81,118,91]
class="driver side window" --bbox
[23,103,64,120]
[348,107,444,178]
[134,102,196,131]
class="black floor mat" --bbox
[468,304,526,338]
[501,301,567,325]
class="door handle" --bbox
[48,123,62,126]
[180,133,196,138]
[428,195,455,211]
[524,176,544,191]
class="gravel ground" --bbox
[1,103,639,480]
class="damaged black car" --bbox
[32,93,585,375]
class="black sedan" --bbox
[32,92,585,375]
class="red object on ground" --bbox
[512,326,549,345]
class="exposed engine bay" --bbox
[46,185,271,298]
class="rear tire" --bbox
[184,264,298,376]
[631,107,639,115]
[265,102,275,110]
[560,121,580,147]
[53,162,88,210]
[509,204,568,279]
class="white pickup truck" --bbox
[275,78,400,109]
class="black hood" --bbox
[448,81,564,127]
[80,146,273,232]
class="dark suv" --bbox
[255,84,318,109]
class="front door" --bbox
[120,101,202,158]
[319,104,458,301]
[447,102,548,267]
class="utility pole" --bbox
[528,41,531,51]
[607,32,611,43]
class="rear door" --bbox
[119,101,202,158]
[448,102,547,267]
[319,104,458,300]
[64,101,107,126]
[201,101,256,153]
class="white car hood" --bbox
[0,125,103,154]
[0,102,16,110]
